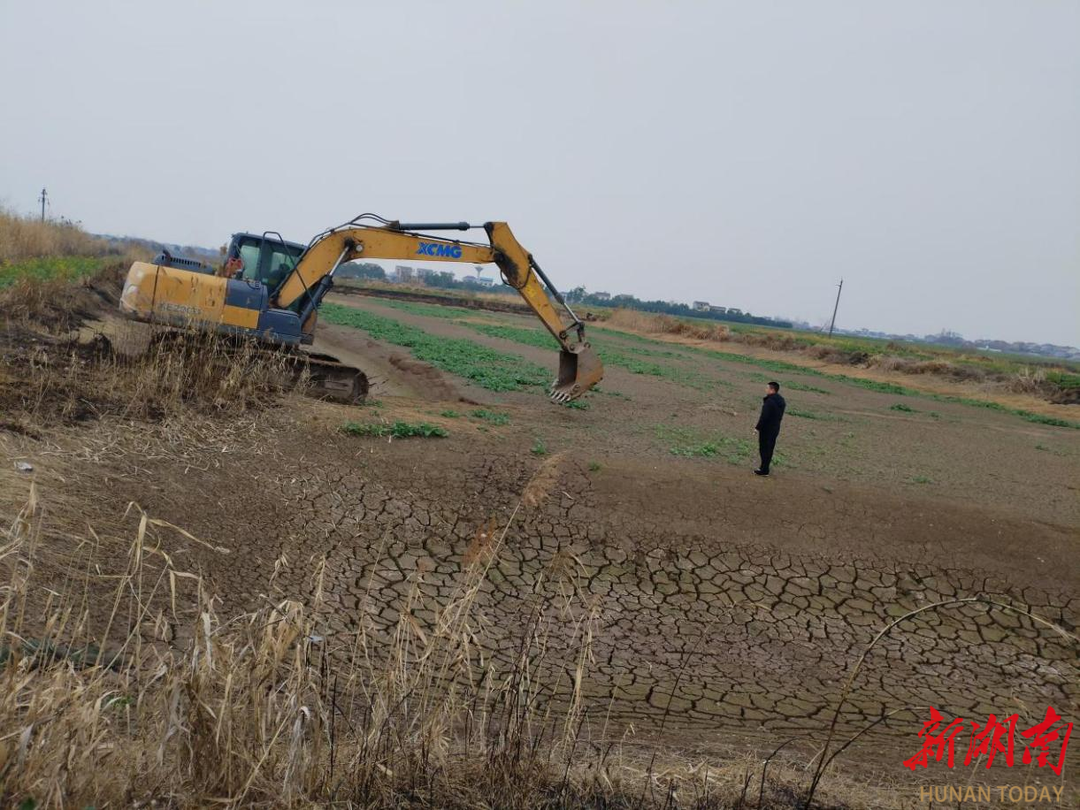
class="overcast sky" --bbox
[2,1,1077,345]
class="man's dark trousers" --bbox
[758,429,778,474]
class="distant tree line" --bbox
[335,263,792,329]
[337,262,521,296]
[336,262,387,281]
[566,287,792,329]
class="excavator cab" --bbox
[226,233,306,294]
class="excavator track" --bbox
[294,351,369,404]
[147,329,368,405]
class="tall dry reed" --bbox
[1,475,878,808]
[0,208,110,263]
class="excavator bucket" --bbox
[550,344,604,403]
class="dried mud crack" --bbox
[58,413,1075,763]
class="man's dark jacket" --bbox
[756,392,786,435]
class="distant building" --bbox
[461,266,496,287]
[727,308,743,316]
[592,291,611,302]
[393,265,415,282]
[692,301,710,312]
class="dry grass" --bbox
[1,282,293,436]
[0,327,291,431]
[0,208,114,264]
[607,309,731,342]
[0,472,901,809]
[0,267,124,334]
[4,260,1071,807]
[866,354,984,382]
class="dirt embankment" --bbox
[314,322,464,401]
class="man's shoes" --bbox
[753,469,769,476]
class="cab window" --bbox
[265,243,301,291]
[238,241,262,281]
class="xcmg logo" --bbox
[416,242,463,259]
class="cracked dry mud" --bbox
[4,292,1078,791]
[100,415,1074,767]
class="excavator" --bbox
[119,214,603,403]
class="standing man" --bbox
[754,381,786,476]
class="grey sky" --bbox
[2,1,1077,345]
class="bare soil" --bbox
[1,281,1076,806]
[316,322,465,401]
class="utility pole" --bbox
[827,278,843,338]
[38,187,47,222]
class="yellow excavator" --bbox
[119,214,603,403]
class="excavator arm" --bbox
[275,217,603,401]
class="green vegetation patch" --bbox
[321,303,551,392]
[378,299,482,320]
[780,380,832,395]
[890,403,918,413]
[327,304,1080,429]
[760,380,833,395]
[468,322,556,350]
[787,408,845,421]
[831,375,916,395]
[471,408,511,425]
[1014,412,1079,429]
[923,395,1080,429]
[1046,371,1080,391]
[586,327,688,358]
[466,322,719,390]
[0,256,107,287]
[656,425,754,465]
[342,420,448,439]
[693,346,819,377]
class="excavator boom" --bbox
[276,217,603,401]
[119,214,603,403]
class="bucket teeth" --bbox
[549,386,575,404]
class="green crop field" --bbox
[320,303,551,392]
[0,256,108,287]
[463,321,721,391]
[326,298,1080,430]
